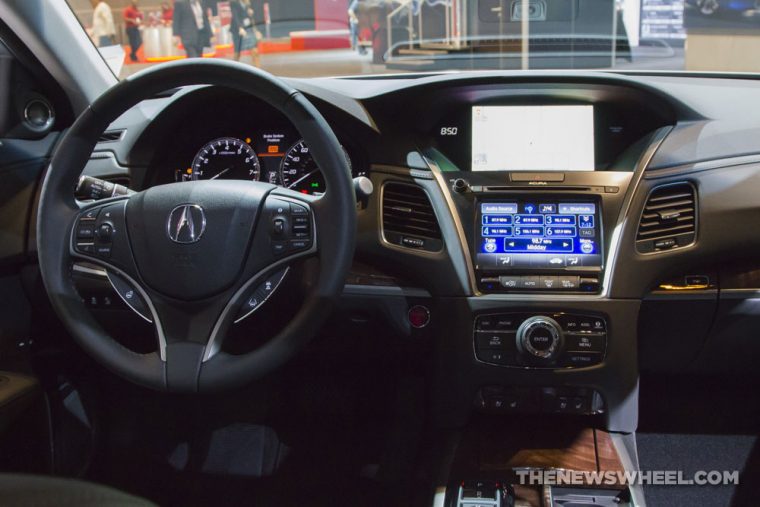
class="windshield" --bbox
[66,0,760,79]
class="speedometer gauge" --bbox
[190,137,260,181]
[279,139,352,195]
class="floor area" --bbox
[637,375,760,507]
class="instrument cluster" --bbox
[174,132,362,195]
[142,89,367,195]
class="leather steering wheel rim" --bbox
[36,60,356,392]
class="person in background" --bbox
[202,0,218,16]
[90,0,116,47]
[348,0,359,51]
[160,2,174,25]
[172,0,211,58]
[230,0,260,66]
[123,0,144,62]
[347,0,365,55]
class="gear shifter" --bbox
[454,480,514,507]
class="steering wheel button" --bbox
[261,277,279,294]
[95,245,112,258]
[292,225,310,238]
[272,217,286,236]
[271,241,287,255]
[289,203,308,214]
[292,215,309,225]
[245,296,261,310]
[290,239,309,250]
[97,223,113,241]
[80,208,100,221]
[77,223,96,239]
[106,272,151,322]
[235,268,290,323]
[76,242,95,254]
[258,269,287,297]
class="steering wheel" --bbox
[36,60,356,392]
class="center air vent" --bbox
[636,182,697,253]
[382,182,443,252]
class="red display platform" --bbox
[290,30,351,51]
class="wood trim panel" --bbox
[447,417,626,506]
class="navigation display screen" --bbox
[476,200,602,270]
[471,105,595,171]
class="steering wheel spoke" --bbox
[71,197,167,351]
[71,198,156,323]
[201,190,317,362]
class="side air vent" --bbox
[98,129,125,143]
[636,182,697,253]
[382,182,443,252]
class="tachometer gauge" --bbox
[190,137,260,181]
[279,139,352,195]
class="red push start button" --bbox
[408,305,430,328]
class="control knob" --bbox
[516,316,563,362]
[452,178,469,193]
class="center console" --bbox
[472,312,608,418]
[423,100,657,429]
[425,155,643,432]
[408,88,669,507]
[408,82,672,507]
[475,312,607,368]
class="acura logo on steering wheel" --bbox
[167,204,206,244]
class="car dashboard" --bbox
[5,0,760,500]
[7,67,760,439]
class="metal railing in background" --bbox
[386,0,469,62]
[387,0,415,52]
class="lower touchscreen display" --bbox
[476,201,602,270]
